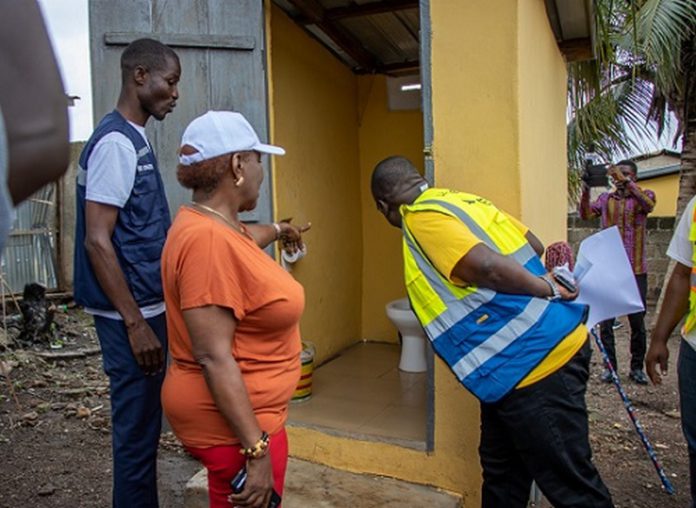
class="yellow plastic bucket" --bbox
[292,342,315,403]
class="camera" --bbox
[582,161,609,188]
[581,145,610,188]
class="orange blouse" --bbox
[161,207,304,448]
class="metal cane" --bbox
[590,327,675,495]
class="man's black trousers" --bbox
[599,272,648,372]
[479,339,613,508]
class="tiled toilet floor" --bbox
[288,342,428,449]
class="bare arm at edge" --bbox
[0,0,69,204]
[646,262,691,385]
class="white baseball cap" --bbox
[179,111,285,165]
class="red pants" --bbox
[185,428,288,508]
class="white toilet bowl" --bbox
[386,297,428,373]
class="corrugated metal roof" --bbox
[273,0,420,74]
[338,10,419,65]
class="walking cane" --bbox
[590,327,675,495]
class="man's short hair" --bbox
[616,159,638,175]
[371,156,419,199]
[121,38,178,82]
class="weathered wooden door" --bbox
[88,0,272,224]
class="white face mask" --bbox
[0,111,16,255]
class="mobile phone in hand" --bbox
[552,266,577,293]
[230,466,282,508]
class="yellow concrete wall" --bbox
[518,0,569,244]
[430,0,521,216]
[358,75,424,343]
[640,173,678,216]
[267,4,362,364]
[425,0,569,502]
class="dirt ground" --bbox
[586,312,690,507]
[0,305,691,507]
[0,304,199,508]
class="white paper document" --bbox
[573,226,644,328]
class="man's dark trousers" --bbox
[599,273,647,371]
[479,340,613,508]
[94,313,167,508]
[679,340,696,508]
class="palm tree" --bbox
[567,0,696,216]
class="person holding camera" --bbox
[579,160,655,385]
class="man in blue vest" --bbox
[371,156,612,507]
[73,39,180,507]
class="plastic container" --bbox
[291,342,315,403]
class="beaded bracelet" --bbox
[239,431,270,459]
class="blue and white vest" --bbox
[73,110,171,310]
[402,189,587,403]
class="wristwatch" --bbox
[539,275,561,301]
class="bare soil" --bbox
[0,305,199,508]
[586,313,690,507]
[0,305,691,507]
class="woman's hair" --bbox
[176,145,229,193]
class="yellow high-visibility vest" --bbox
[401,188,587,402]
[683,204,696,334]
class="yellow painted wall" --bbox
[267,4,362,364]
[430,0,520,216]
[518,0,569,244]
[640,173,679,216]
[425,0,569,502]
[358,75,424,342]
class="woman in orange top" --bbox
[161,111,309,508]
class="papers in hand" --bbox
[573,226,644,328]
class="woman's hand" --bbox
[228,454,275,507]
[278,218,311,254]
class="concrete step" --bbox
[184,457,462,507]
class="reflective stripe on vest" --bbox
[684,204,696,333]
[401,189,585,402]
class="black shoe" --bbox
[629,369,648,385]
[600,369,612,383]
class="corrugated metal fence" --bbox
[2,184,59,294]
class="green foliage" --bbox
[567,0,696,200]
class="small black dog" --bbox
[18,283,55,346]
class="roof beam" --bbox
[559,37,593,62]
[326,0,418,20]
[371,60,419,75]
[286,0,378,71]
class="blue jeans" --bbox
[94,313,167,508]
[679,340,696,508]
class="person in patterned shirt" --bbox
[579,160,655,385]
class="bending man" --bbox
[371,156,612,508]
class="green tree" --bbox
[567,0,696,215]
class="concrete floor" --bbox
[184,457,462,507]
